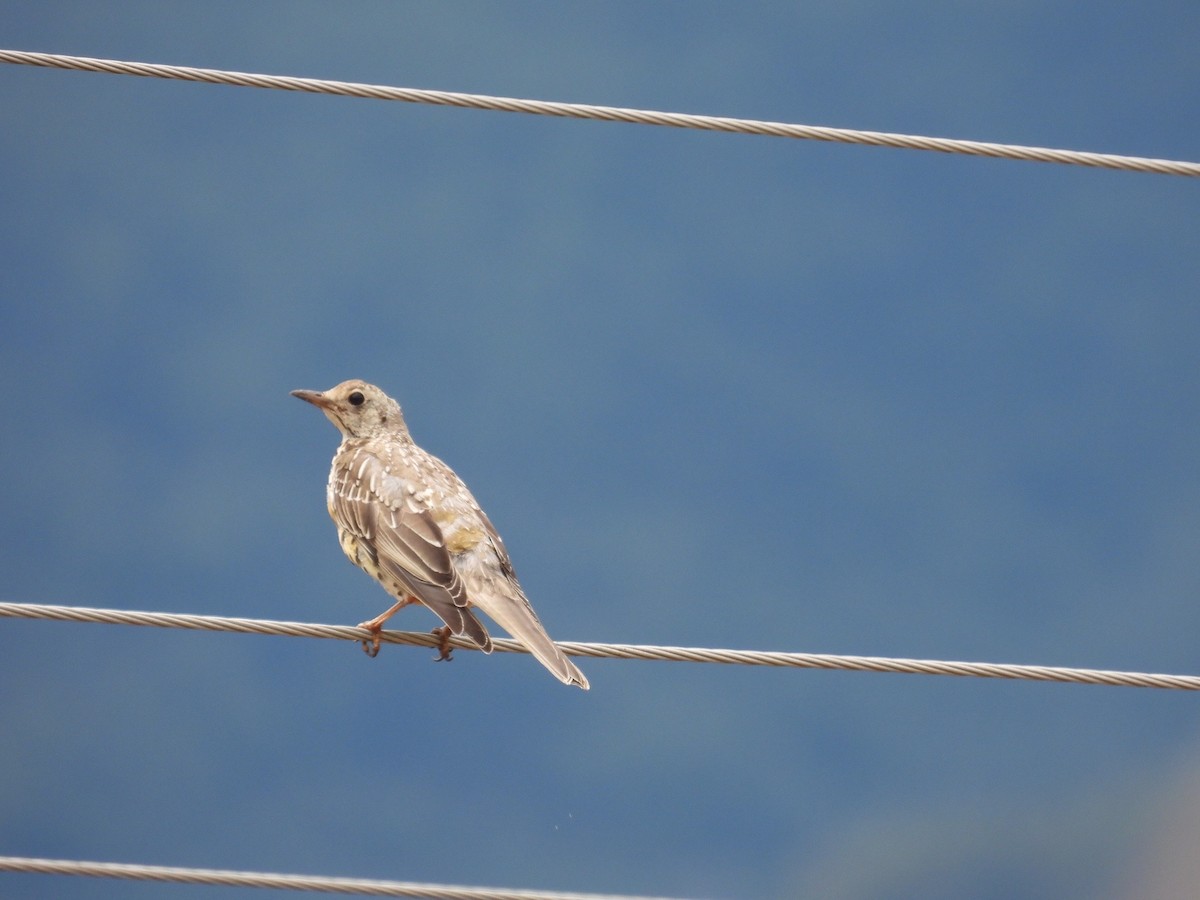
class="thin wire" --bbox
[0,856,688,900]
[1,49,1197,177]
[2,601,1197,690]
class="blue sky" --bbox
[2,4,1199,898]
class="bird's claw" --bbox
[432,626,454,662]
[357,621,382,658]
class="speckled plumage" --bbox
[291,380,588,690]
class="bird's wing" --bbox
[476,505,517,578]
[330,446,492,652]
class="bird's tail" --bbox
[484,591,589,690]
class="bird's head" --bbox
[290,380,408,440]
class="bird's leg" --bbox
[432,626,454,662]
[356,597,415,658]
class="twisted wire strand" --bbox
[2,601,1197,690]
[0,856,685,900]
[2,49,1197,177]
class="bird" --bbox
[291,380,589,690]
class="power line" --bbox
[2,601,1197,690]
[0,856,689,899]
[1,49,1197,177]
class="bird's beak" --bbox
[290,389,332,409]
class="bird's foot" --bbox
[432,626,454,662]
[356,620,383,658]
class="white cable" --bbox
[1,49,1197,177]
[0,856,687,900]
[2,601,1196,690]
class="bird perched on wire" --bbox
[291,380,589,690]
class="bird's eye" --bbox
[348,391,365,406]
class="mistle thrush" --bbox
[291,380,589,690]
